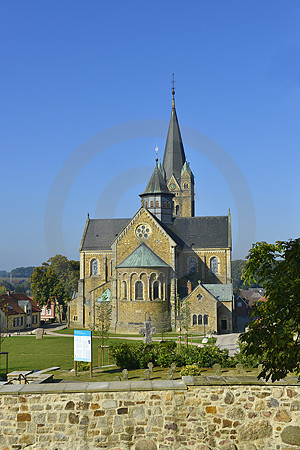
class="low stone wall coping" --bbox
[183,375,300,386]
[0,376,298,394]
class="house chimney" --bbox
[187,280,192,295]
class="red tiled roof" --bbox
[0,294,41,315]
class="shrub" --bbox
[157,340,177,367]
[110,342,140,369]
[180,364,202,376]
[196,345,230,368]
[110,342,157,369]
[132,343,157,368]
[232,340,262,368]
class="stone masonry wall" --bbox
[0,378,299,449]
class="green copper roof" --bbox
[181,161,194,180]
[117,243,170,268]
[140,161,170,196]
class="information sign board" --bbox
[74,330,92,362]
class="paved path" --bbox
[215,333,240,356]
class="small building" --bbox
[40,300,56,322]
[0,293,41,332]
[234,295,249,332]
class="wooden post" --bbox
[191,335,193,346]
[74,360,77,377]
[98,346,102,367]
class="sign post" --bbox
[74,330,92,377]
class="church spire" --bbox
[162,77,186,182]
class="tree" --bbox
[93,297,112,365]
[152,301,171,341]
[240,239,300,381]
[30,255,79,322]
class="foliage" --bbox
[241,239,300,381]
[156,340,177,367]
[231,259,260,292]
[232,339,262,368]
[76,361,90,371]
[30,255,79,321]
[93,297,112,348]
[11,267,35,278]
[111,340,232,370]
[110,342,157,369]
[13,280,31,294]
[180,364,202,376]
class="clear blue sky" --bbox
[1,1,299,271]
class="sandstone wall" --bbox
[0,378,299,449]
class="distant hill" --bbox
[0,270,8,277]
[10,267,35,278]
[0,267,35,278]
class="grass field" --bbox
[0,335,137,374]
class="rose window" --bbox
[135,223,151,240]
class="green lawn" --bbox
[0,335,139,374]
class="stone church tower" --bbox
[70,88,233,334]
[163,89,195,218]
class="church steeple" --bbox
[162,80,195,218]
[162,78,186,183]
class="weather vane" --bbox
[171,73,175,96]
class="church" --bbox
[69,88,233,334]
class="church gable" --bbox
[114,207,176,267]
[183,283,218,333]
[167,174,181,192]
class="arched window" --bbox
[155,201,159,207]
[91,259,98,275]
[198,314,202,325]
[150,201,154,207]
[123,281,127,299]
[210,257,218,274]
[189,257,197,275]
[153,281,159,300]
[175,205,179,215]
[135,281,143,300]
[167,202,170,208]
[184,182,189,189]
[204,314,209,325]
[193,314,197,325]
[163,201,166,207]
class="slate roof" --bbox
[80,218,131,251]
[117,243,170,268]
[162,102,186,182]
[162,216,229,249]
[203,284,233,302]
[80,215,229,251]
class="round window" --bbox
[135,223,151,240]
